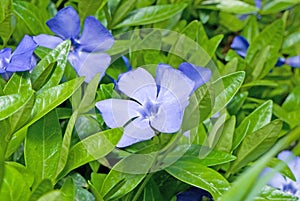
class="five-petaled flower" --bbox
[96,62,211,147]
[231,35,300,68]
[33,6,114,82]
[0,35,37,80]
[263,150,300,198]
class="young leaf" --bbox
[28,179,53,201]
[25,110,62,187]
[232,100,273,150]
[165,158,230,200]
[113,4,187,28]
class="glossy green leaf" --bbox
[28,179,53,201]
[113,4,187,28]
[78,0,103,23]
[25,110,62,187]
[211,71,245,114]
[0,0,15,46]
[229,120,282,173]
[0,90,34,121]
[227,92,248,115]
[282,86,300,112]
[214,116,236,153]
[165,157,230,199]
[0,163,32,201]
[13,1,48,34]
[255,186,298,201]
[60,128,123,177]
[3,72,31,95]
[61,177,75,201]
[31,40,71,91]
[232,100,273,150]
[37,191,62,201]
[201,0,258,14]
[111,0,137,27]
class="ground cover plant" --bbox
[1,0,300,200]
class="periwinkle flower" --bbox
[263,150,300,197]
[0,35,37,79]
[96,62,211,147]
[176,187,213,201]
[230,35,300,68]
[33,6,114,82]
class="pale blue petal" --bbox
[231,36,249,58]
[79,16,114,52]
[178,62,211,91]
[8,35,37,72]
[262,167,286,190]
[46,6,80,40]
[124,117,155,139]
[0,48,11,73]
[150,97,184,133]
[255,0,262,9]
[33,34,63,49]
[95,99,141,128]
[116,134,143,148]
[156,64,194,107]
[117,68,157,105]
[286,55,300,68]
[68,51,111,82]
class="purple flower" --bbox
[263,151,300,197]
[176,187,213,201]
[230,35,300,68]
[33,6,114,82]
[96,62,211,147]
[0,35,37,79]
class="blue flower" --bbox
[33,6,114,82]
[263,151,300,197]
[176,187,213,201]
[0,35,37,79]
[96,62,211,147]
[230,35,300,68]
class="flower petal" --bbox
[275,57,285,67]
[0,48,11,73]
[286,55,300,68]
[150,97,184,133]
[124,117,155,140]
[117,68,157,105]
[33,34,63,49]
[231,36,249,58]
[79,16,114,52]
[95,99,141,128]
[46,6,80,40]
[116,134,143,148]
[8,35,37,72]
[68,51,111,82]
[178,62,211,91]
[156,64,194,107]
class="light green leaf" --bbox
[37,191,62,201]
[229,120,282,173]
[261,0,300,14]
[31,40,71,91]
[201,0,258,14]
[61,177,75,201]
[211,71,245,114]
[60,128,123,178]
[3,72,31,95]
[13,1,48,34]
[255,186,298,201]
[25,110,62,187]
[232,100,273,150]
[165,157,230,199]
[28,179,53,201]
[78,0,104,23]
[0,0,15,46]
[113,4,187,28]
[111,0,137,27]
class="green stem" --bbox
[55,0,64,8]
[131,173,153,201]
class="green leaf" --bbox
[111,0,137,27]
[227,92,248,115]
[0,0,15,46]
[165,157,230,199]
[201,0,258,14]
[267,158,296,181]
[13,1,48,34]
[255,186,299,201]
[214,116,236,153]
[211,71,245,114]
[60,128,123,177]
[282,86,300,112]
[113,4,187,28]
[219,12,244,32]
[28,179,53,201]
[0,163,32,201]
[25,110,62,187]
[100,163,146,200]
[232,100,273,150]
[229,120,282,173]
[3,72,32,95]
[0,90,33,121]
[61,177,75,201]
[261,0,300,14]
[31,40,71,91]
[37,191,62,201]
[140,178,164,201]
[78,0,104,23]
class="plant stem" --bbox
[131,173,153,201]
